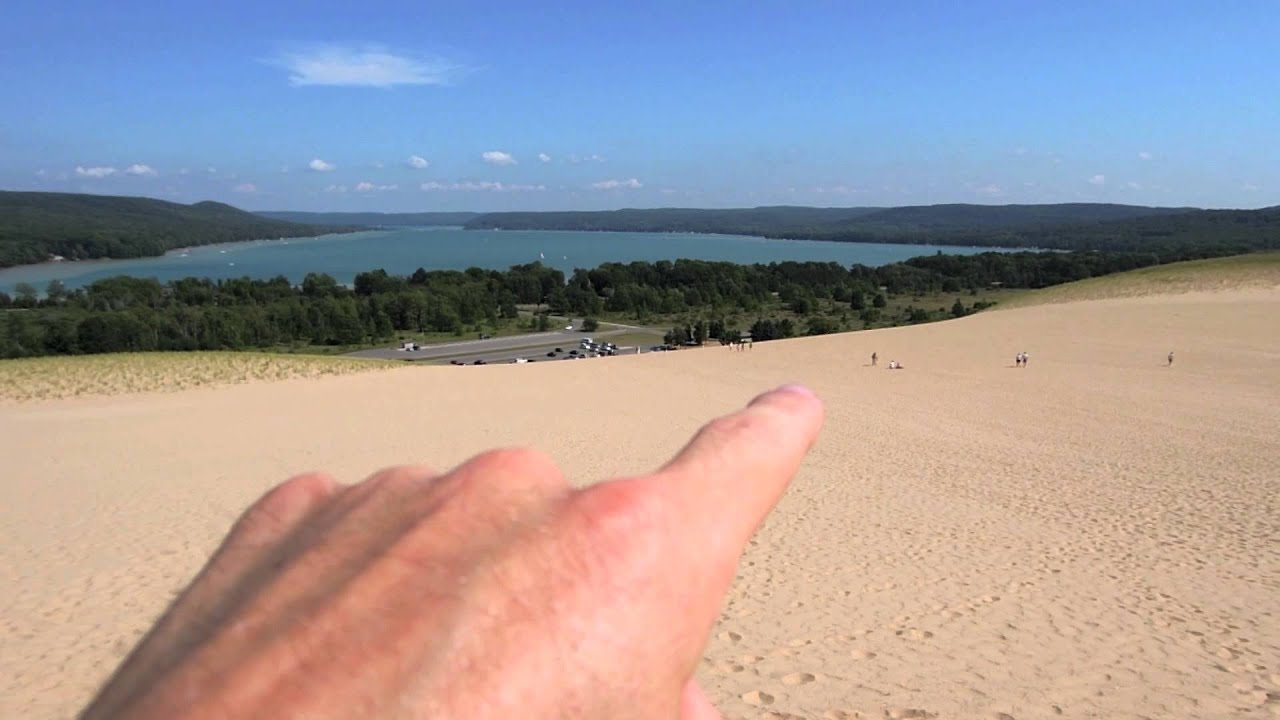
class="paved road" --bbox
[347,327,629,363]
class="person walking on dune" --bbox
[871,352,877,367]
[1168,351,1174,366]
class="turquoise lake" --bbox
[0,227,1017,294]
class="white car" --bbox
[564,325,573,330]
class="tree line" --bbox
[0,246,1259,359]
[0,192,355,269]
[467,204,1280,255]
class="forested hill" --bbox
[257,211,480,227]
[460,203,1280,253]
[0,192,358,269]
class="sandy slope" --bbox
[2,288,1278,719]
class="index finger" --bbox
[648,383,823,557]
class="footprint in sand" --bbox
[781,672,817,686]
[719,631,743,643]
[741,654,765,664]
[742,690,775,706]
[850,649,877,660]
[886,708,934,719]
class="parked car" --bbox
[554,347,563,353]
[546,351,556,357]
[472,359,486,365]
[449,359,463,365]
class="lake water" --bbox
[0,227,1014,293]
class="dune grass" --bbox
[999,252,1280,308]
[0,352,397,403]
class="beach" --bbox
[2,286,1278,719]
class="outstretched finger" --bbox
[651,384,823,568]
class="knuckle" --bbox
[454,447,568,493]
[364,465,434,496]
[242,472,336,535]
[562,480,668,582]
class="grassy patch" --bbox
[1000,252,1280,308]
[0,352,397,403]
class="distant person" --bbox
[1168,351,1174,366]
[79,386,825,720]
[1015,352,1023,368]
[1021,352,1029,367]
[871,352,878,367]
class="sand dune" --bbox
[2,286,1278,719]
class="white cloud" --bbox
[124,163,158,177]
[233,183,257,193]
[407,155,430,169]
[1087,174,1106,186]
[269,44,463,88]
[589,154,605,162]
[34,169,48,178]
[420,181,545,192]
[326,184,348,193]
[974,183,1003,196]
[355,181,399,192]
[309,158,336,172]
[482,151,516,166]
[591,178,642,190]
[1138,151,1152,161]
[1242,183,1260,192]
[75,166,117,179]
[1125,181,1142,190]
[538,153,551,163]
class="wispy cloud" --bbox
[1087,174,1106,186]
[1125,181,1142,190]
[326,184,348,193]
[125,163,157,177]
[268,44,464,88]
[75,166,116,179]
[420,181,545,192]
[591,178,642,190]
[407,155,430,169]
[233,183,257,193]
[356,181,399,192]
[482,151,516,166]
[1138,151,1152,161]
[538,153,552,163]
[973,183,1003,196]
[309,158,336,172]
[1242,182,1260,192]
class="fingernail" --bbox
[750,383,817,407]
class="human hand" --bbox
[82,384,824,719]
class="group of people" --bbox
[1015,351,1030,367]
[870,352,904,370]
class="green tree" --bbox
[14,282,37,308]
[951,299,967,318]
[581,317,600,332]
[872,293,887,308]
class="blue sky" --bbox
[1,1,1276,212]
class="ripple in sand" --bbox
[782,672,817,685]
[742,690,775,706]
